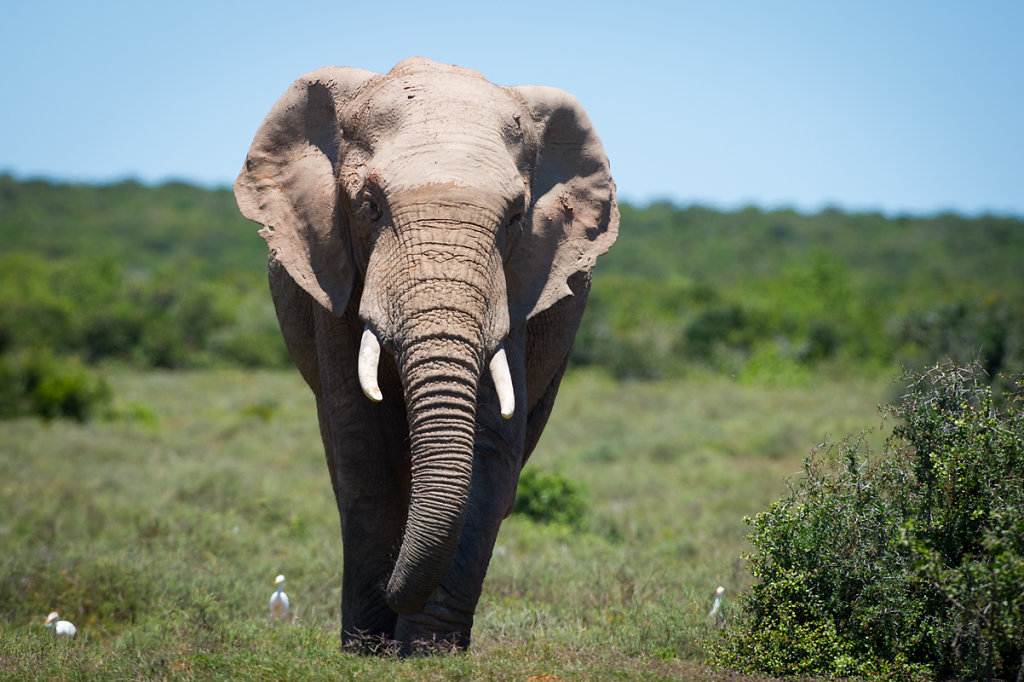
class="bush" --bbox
[513,468,588,529]
[0,351,112,421]
[707,361,1024,680]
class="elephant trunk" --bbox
[385,329,481,613]
[363,209,511,615]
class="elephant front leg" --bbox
[313,309,411,648]
[338,502,405,649]
[320,397,410,649]
[336,471,405,648]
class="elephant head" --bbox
[235,57,617,615]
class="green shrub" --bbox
[513,468,588,529]
[707,361,1024,680]
[0,351,112,421]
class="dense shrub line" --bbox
[1,177,290,377]
[573,202,1024,381]
[575,257,1024,382]
[2,176,1023,418]
[708,362,1024,680]
[0,252,288,370]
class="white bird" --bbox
[44,611,76,637]
[708,586,725,629]
[269,574,290,622]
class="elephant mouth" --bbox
[357,325,514,420]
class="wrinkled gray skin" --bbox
[235,57,617,652]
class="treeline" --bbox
[577,203,1024,381]
[2,174,1023,390]
[0,176,287,370]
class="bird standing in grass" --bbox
[708,586,725,629]
[269,574,290,622]
[44,611,76,637]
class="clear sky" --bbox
[2,1,1021,216]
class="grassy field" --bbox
[0,368,892,680]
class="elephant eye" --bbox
[357,195,383,222]
[502,211,524,261]
[505,189,526,234]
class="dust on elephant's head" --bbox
[234,56,617,347]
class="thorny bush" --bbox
[707,361,1024,680]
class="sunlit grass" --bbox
[0,368,889,679]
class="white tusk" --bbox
[358,326,383,402]
[489,346,515,420]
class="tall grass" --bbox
[0,368,888,679]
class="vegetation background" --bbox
[1,175,1021,678]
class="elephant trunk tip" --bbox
[385,576,433,615]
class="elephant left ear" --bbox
[234,66,376,316]
[506,85,619,326]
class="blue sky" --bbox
[2,1,1021,216]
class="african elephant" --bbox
[234,57,617,652]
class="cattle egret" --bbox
[44,611,76,637]
[269,574,290,621]
[708,586,725,629]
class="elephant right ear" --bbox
[234,67,376,315]
[506,85,619,326]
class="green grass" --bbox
[0,368,890,679]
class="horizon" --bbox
[5,170,1020,221]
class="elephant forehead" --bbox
[351,71,525,149]
[343,71,531,202]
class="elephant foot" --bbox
[396,633,469,658]
[340,611,400,655]
[394,598,474,655]
[340,609,471,656]
[340,629,403,656]
[340,629,468,658]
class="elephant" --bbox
[234,57,618,652]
